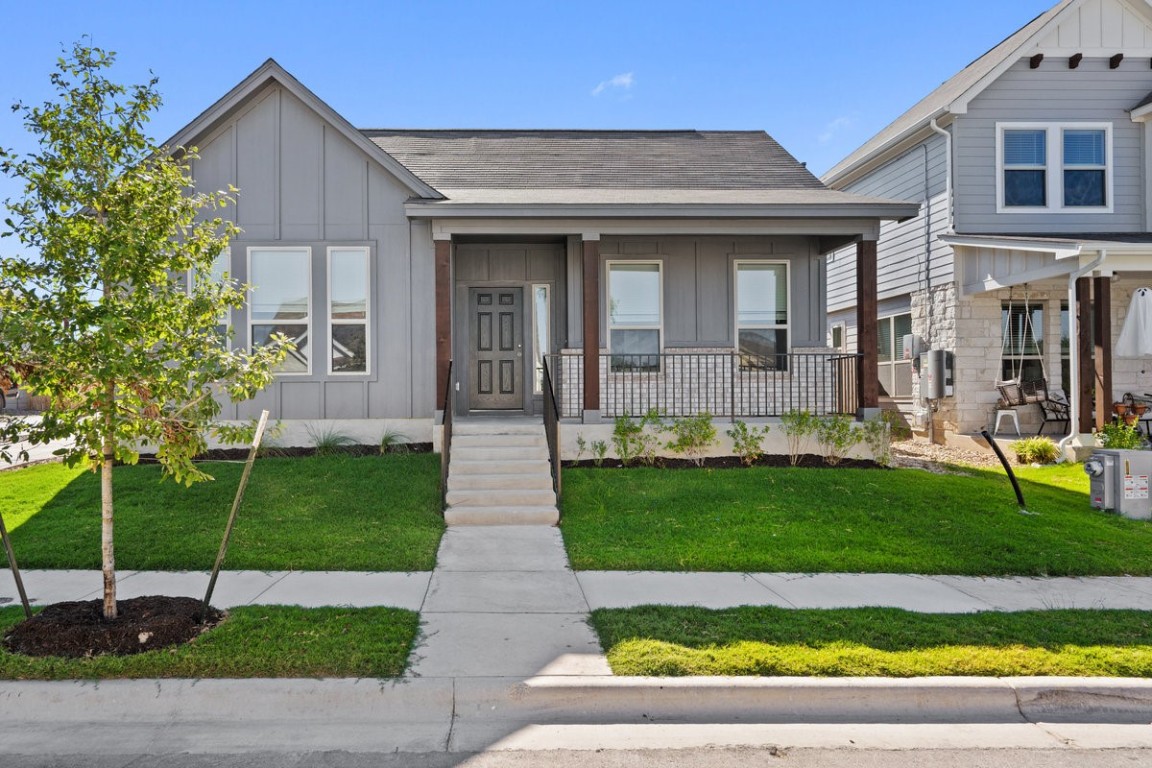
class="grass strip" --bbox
[0,454,443,571]
[0,605,419,679]
[590,605,1152,677]
[561,463,1152,575]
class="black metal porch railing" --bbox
[545,351,862,419]
[440,360,453,512]
[541,356,562,509]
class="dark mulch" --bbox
[3,596,223,658]
[137,443,433,462]
[564,454,883,470]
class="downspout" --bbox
[1058,250,1107,460]
[924,118,952,439]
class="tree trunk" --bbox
[101,393,116,621]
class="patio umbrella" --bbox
[1116,286,1152,357]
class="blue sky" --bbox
[1,0,1054,187]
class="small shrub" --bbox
[663,412,717,467]
[306,423,356,457]
[727,420,770,467]
[1098,422,1146,450]
[379,428,410,455]
[590,439,609,467]
[814,414,862,467]
[860,415,892,468]
[575,435,588,462]
[780,410,818,467]
[612,409,663,466]
[1012,436,1059,465]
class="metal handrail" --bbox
[440,360,453,512]
[542,356,562,509]
[545,351,863,419]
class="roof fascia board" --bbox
[164,59,444,200]
[405,202,920,221]
[823,119,948,189]
[428,217,887,239]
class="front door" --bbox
[469,287,523,410]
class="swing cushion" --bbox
[997,379,1054,408]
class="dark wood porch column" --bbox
[435,238,452,410]
[582,237,601,416]
[1076,276,1094,432]
[855,239,880,410]
[1092,276,1113,430]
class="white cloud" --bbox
[592,72,634,97]
[818,115,855,144]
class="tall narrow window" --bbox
[735,261,789,369]
[250,247,311,374]
[209,248,231,341]
[877,313,912,398]
[532,284,550,394]
[329,247,369,374]
[1003,129,1047,207]
[1002,302,1044,383]
[608,262,661,371]
[1063,129,1106,207]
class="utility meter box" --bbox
[924,349,953,399]
[1085,449,1152,520]
[901,334,923,361]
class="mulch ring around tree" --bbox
[3,596,223,658]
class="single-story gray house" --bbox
[174,59,916,454]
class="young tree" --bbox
[0,44,288,620]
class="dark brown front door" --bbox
[469,287,523,409]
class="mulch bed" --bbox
[3,596,223,658]
[137,443,433,462]
[564,454,883,470]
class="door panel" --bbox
[470,288,523,409]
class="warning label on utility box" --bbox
[1124,475,1150,500]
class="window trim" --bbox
[531,283,551,395]
[326,246,371,376]
[187,247,233,340]
[877,312,913,400]
[605,259,664,356]
[248,245,313,377]
[995,122,1113,214]
[830,322,845,352]
[733,259,791,360]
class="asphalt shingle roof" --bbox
[363,129,827,192]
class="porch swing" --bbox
[994,286,1070,435]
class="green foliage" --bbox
[780,409,817,466]
[612,409,663,466]
[0,605,419,679]
[379,428,410,455]
[814,413,862,466]
[1098,422,1146,450]
[1012,436,1060,465]
[860,415,893,467]
[591,439,609,467]
[726,420,770,467]
[575,435,588,461]
[0,44,290,617]
[305,423,356,456]
[662,412,717,467]
[590,606,1152,677]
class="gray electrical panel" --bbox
[1084,449,1152,520]
[924,349,953,400]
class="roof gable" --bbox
[165,59,442,200]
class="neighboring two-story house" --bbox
[170,59,915,450]
[824,0,1152,443]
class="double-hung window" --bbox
[998,123,1111,212]
[328,247,369,374]
[249,247,312,374]
[607,261,662,371]
[735,261,789,369]
[877,312,912,398]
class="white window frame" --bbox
[877,312,913,400]
[327,246,371,376]
[247,246,313,376]
[996,122,1114,214]
[830,323,845,352]
[733,259,791,361]
[531,283,550,395]
[187,247,233,339]
[606,259,664,356]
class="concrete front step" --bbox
[444,505,560,526]
[452,445,549,462]
[450,458,551,475]
[452,433,546,449]
[445,488,557,508]
[448,473,554,491]
[453,421,544,436]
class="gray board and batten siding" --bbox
[189,82,436,422]
[827,132,952,314]
[955,57,1148,234]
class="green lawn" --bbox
[560,463,1152,575]
[0,454,443,571]
[0,605,418,679]
[590,605,1152,677]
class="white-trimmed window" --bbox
[735,261,789,369]
[249,247,312,374]
[328,247,369,374]
[830,323,845,352]
[186,247,232,341]
[531,283,550,394]
[997,123,1112,212]
[607,261,662,371]
[877,312,913,398]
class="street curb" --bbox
[2,676,1151,725]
